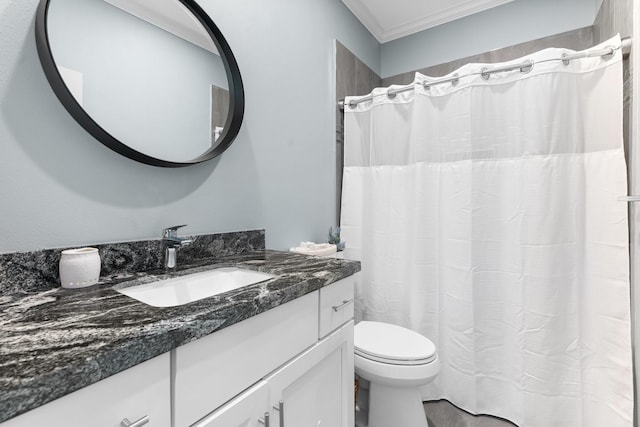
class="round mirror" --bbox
[35,0,244,167]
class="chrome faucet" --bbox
[162,224,193,270]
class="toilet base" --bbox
[368,382,429,427]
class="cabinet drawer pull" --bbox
[332,299,354,312]
[259,412,270,427]
[272,400,285,427]
[121,416,149,427]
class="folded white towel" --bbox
[290,242,337,256]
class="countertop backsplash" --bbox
[0,229,266,294]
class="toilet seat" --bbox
[355,348,436,365]
[354,321,436,366]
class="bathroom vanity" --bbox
[0,244,359,427]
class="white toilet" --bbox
[354,321,440,427]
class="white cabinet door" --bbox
[174,291,319,427]
[266,321,354,427]
[1,353,171,427]
[193,381,269,427]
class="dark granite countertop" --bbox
[0,250,360,423]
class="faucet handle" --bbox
[163,224,187,239]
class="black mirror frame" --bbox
[35,0,245,168]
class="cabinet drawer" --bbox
[319,273,357,338]
[173,291,319,427]
[1,353,170,427]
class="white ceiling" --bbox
[104,0,219,55]
[342,0,515,43]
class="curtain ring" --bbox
[520,60,534,74]
[601,46,615,61]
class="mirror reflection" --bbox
[46,0,231,163]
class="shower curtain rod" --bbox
[338,36,632,110]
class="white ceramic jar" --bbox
[59,247,101,289]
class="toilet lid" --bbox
[354,321,436,365]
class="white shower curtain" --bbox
[341,35,633,427]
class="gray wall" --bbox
[0,0,621,254]
[0,0,380,253]
[380,0,599,78]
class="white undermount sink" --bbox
[116,267,275,307]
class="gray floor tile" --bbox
[424,400,517,427]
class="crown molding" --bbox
[343,0,514,44]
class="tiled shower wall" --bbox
[591,1,637,425]
[335,41,381,224]
[593,0,633,165]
